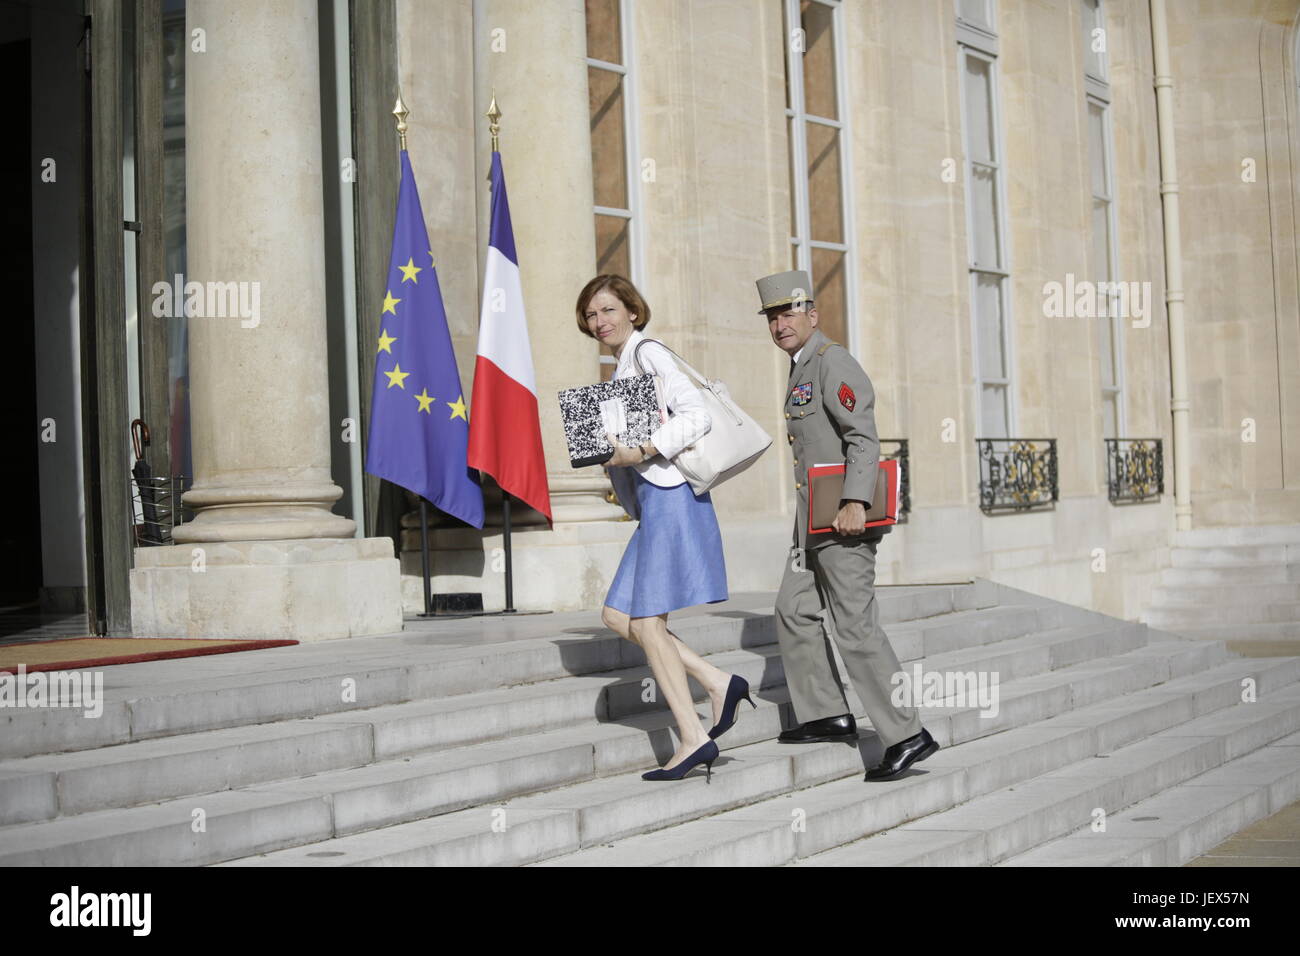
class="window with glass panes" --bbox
[956,0,1013,439]
[586,0,642,382]
[783,0,852,350]
[1081,0,1124,438]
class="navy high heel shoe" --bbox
[707,674,756,740]
[642,739,719,782]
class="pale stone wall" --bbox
[380,0,1299,620]
[632,0,793,529]
[826,0,1299,621]
[974,0,1177,616]
[395,0,480,400]
[821,0,1177,619]
[1165,0,1300,526]
[841,2,982,589]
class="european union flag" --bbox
[365,150,484,529]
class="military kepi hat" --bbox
[756,269,814,315]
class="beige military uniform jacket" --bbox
[784,327,889,551]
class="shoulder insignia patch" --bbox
[791,382,813,406]
[837,382,856,412]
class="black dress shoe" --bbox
[778,714,858,743]
[865,727,939,780]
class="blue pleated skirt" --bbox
[605,470,729,618]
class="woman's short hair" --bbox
[575,274,651,339]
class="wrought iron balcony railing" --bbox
[880,439,910,524]
[1105,438,1164,503]
[976,438,1058,514]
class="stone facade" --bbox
[132,0,1300,634]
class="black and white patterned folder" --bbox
[557,374,664,468]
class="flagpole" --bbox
[486,91,520,616]
[368,90,489,620]
[470,91,549,618]
[502,493,515,613]
[393,93,437,618]
[487,89,500,153]
[394,92,408,150]
[419,499,433,615]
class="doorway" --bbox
[0,0,92,641]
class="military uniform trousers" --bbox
[775,536,921,748]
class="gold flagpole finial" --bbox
[393,94,409,151]
[485,89,501,153]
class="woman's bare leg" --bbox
[602,605,735,725]
[629,612,714,768]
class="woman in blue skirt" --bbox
[576,275,754,782]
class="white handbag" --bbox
[634,339,773,495]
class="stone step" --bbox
[0,615,1140,826]
[887,604,1068,657]
[1145,601,1300,628]
[0,611,747,763]
[1141,621,1300,643]
[1148,581,1300,608]
[791,681,1300,866]
[1173,525,1300,548]
[534,657,1299,866]
[877,581,1002,624]
[998,733,1300,866]
[224,655,1300,867]
[0,721,376,827]
[203,639,1240,868]
[1159,564,1300,588]
[0,583,1000,763]
[1169,544,1298,567]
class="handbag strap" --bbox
[632,337,710,387]
[633,337,746,427]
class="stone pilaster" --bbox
[473,0,609,503]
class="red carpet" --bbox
[0,637,299,674]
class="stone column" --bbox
[176,0,351,543]
[130,0,401,640]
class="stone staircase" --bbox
[1143,524,1300,644]
[1,579,1297,867]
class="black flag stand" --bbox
[414,498,481,620]
[501,493,515,613]
[478,489,549,617]
[418,499,433,616]
[412,489,550,619]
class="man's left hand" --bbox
[832,500,867,535]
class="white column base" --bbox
[130,537,402,642]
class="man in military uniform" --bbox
[757,270,938,781]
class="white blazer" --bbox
[612,329,712,488]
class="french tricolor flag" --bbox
[468,151,553,525]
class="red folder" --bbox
[807,459,899,534]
